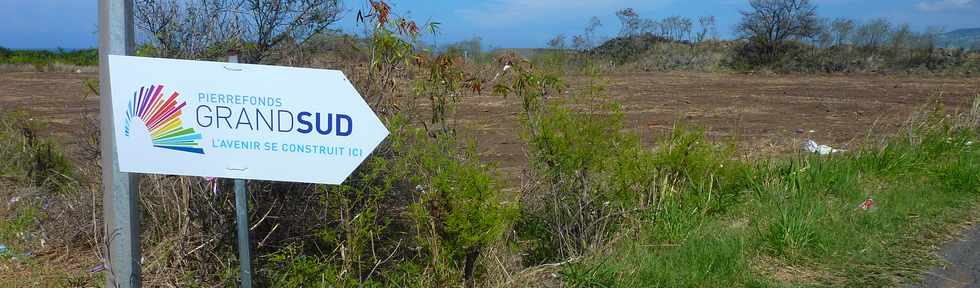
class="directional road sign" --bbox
[107,55,389,185]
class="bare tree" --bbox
[616,8,641,37]
[697,16,717,43]
[572,35,588,51]
[135,0,342,63]
[736,0,820,62]
[642,19,661,37]
[135,0,232,58]
[585,16,602,48]
[659,16,692,42]
[830,18,855,47]
[808,18,830,46]
[818,30,833,49]
[912,26,945,60]
[854,18,891,51]
[239,0,342,63]
[572,17,602,51]
[677,16,694,42]
[548,34,567,50]
[890,23,913,51]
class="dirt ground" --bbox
[1,71,978,180]
[456,71,979,179]
[0,72,99,148]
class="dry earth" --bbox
[1,71,978,178]
[456,71,979,180]
[1,70,978,179]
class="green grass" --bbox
[0,111,97,287]
[564,107,980,287]
[0,47,98,67]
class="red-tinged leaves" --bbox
[370,0,391,26]
[466,78,484,95]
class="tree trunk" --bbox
[463,246,481,288]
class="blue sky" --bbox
[1,0,978,49]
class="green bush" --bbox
[0,111,76,194]
[0,48,98,66]
[499,63,660,264]
[408,131,514,285]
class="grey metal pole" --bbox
[99,0,140,287]
[234,179,252,287]
[228,52,253,288]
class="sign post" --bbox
[99,0,141,287]
[105,54,390,286]
[234,178,252,287]
[226,52,254,287]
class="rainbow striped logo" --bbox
[124,84,205,154]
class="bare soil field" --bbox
[0,72,98,141]
[1,71,978,180]
[458,72,979,179]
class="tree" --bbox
[817,25,833,48]
[810,18,831,47]
[134,0,229,59]
[135,0,342,63]
[697,16,717,43]
[658,16,692,42]
[447,37,483,60]
[585,16,602,48]
[890,23,913,51]
[548,34,567,50]
[573,16,602,51]
[854,18,891,51]
[642,19,661,37]
[736,0,820,62]
[572,35,588,51]
[830,18,855,47]
[616,8,641,37]
[240,0,342,63]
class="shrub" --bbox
[0,110,76,194]
[497,63,660,264]
[590,34,678,64]
[408,131,514,286]
[0,48,98,67]
[255,3,512,287]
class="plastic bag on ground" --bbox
[803,139,844,155]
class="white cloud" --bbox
[455,0,673,28]
[916,0,977,12]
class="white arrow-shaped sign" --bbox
[107,55,389,185]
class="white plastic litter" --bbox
[491,63,513,82]
[803,139,844,155]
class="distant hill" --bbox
[939,28,980,50]
[589,34,681,63]
[490,48,558,59]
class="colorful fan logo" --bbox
[124,84,205,154]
